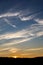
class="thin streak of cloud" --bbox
[0,48,9,52]
[25,48,43,51]
[4,18,16,28]
[0,12,20,18]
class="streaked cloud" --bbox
[34,19,43,25]
[0,23,43,40]
[18,13,37,21]
[4,18,16,28]
[25,48,43,51]
[0,0,43,58]
[0,47,20,53]
[0,23,43,47]
[0,29,27,40]
[0,48,9,52]
[36,31,43,37]
[0,12,20,18]
[9,48,20,53]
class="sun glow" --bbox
[12,56,17,58]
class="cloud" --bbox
[4,18,16,28]
[1,23,43,40]
[0,36,33,47]
[0,47,20,54]
[0,29,27,40]
[25,48,43,51]
[0,23,43,47]
[34,19,43,25]
[9,48,20,53]
[18,14,35,21]
[0,48,9,52]
[0,12,20,18]
[36,31,43,37]
[0,10,39,22]
[18,11,39,21]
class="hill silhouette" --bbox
[0,57,43,64]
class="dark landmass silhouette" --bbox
[0,57,43,64]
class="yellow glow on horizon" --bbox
[12,56,17,58]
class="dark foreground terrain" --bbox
[0,57,43,64]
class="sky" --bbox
[0,0,43,58]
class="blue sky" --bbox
[0,0,43,57]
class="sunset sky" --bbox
[0,0,43,58]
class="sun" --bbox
[12,56,17,58]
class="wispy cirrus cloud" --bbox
[1,37,33,47]
[0,10,40,22]
[0,0,43,58]
[9,48,20,53]
[18,10,40,21]
[0,23,43,47]
[0,47,9,52]
[0,24,43,40]
[34,19,43,25]
[25,48,43,51]
[18,13,36,21]
[0,12,20,18]
[0,9,43,47]
[4,18,16,28]
[0,47,20,55]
